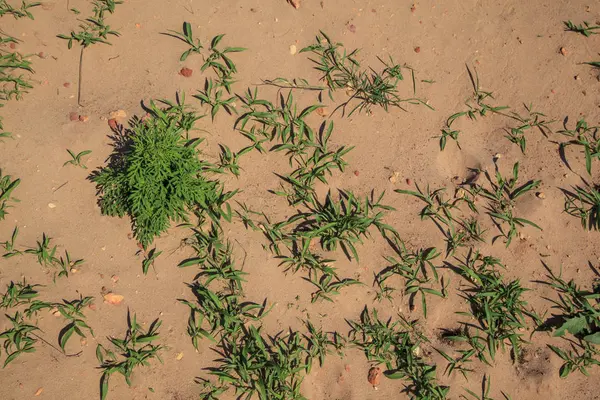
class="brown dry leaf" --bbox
[367,367,381,387]
[34,387,44,396]
[289,0,300,9]
[103,292,124,305]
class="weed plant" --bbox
[92,99,233,248]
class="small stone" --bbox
[108,118,118,130]
[559,47,567,56]
[536,192,546,199]
[406,178,412,185]
[574,75,580,80]
[80,338,87,346]
[78,115,89,122]
[347,24,356,33]
[315,107,328,117]
[38,52,46,58]
[493,153,502,160]
[389,171,400,183]
[63,82,70,88]
[109,109,127,119]
[69,112,79,121]
[179,67,193,77]
[70,268,78,273]
[414,46,421,53]
[48,203,56,209]
[135,23,141,29]
[34,388,44,396]
[411,4,416,12]
[353,170,360,177]
[9,43,16,49]
[289,44,297,55]
[176,352,184,361]
[289,0,300,9]
[111,275,119,283]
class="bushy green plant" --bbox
[92,99,231,248]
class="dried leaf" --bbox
[103,292,124,305]
[367,367,381,386]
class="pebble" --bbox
[289,44,297,55]
[559,47,567,56]
[109,109,127,119]
[69,112,79,121]
[414,46,421,53]
[536,192,546,199]
[48,203,56,209]
[78,115,89,122]
[179,67,193,77]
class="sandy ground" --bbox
[1,0,600,399]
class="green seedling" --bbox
[0,279,40,309]
[213,144,245,177]
[0,49,34,102]
[504,104,554,153]
[92,99,234,248]
[163,21,203,61]
[540,264,600,377]
[201,34,246,93]
[24,233,57,266]
[180,283,266,342]
[0,170,20,220]
[197,379,228,400]
[141,247,161,275]
[0,311,39,367]
[304,269,361,303]
[1,226,21,258]
[376,242,447,317]
[585,61,600,69]
[435,343,476,380]
[475,162,541,246]
[564,20,600,36]
[55,296,94,351]
[0,0,40,19]
[57,0,122,105]
[291,190,397,261]
[300,31,430,116]
[194,78,236,120]
[55,250,85,279]
[439,66,509,150]
[453,249,541,361]
[97,312,163,400]
[563,184,600,231]
[63,149,92,169]
[207,323,340,399]
[558,118,600,175]
[348,307,449,399]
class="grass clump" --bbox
[299,31,430,116]
[92,99,232,248]
[540,265,600,377]
[563,182,600,231]
[96,312,163,400]
[0,0,39,19]
[449,250,541,362]
[348,307,449,399]
[0,169,20,220]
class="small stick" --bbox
[77,46,84,106]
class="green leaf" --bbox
[554,316,587,337]
[584,331,600,344]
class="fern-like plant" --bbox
[92,98,230,248]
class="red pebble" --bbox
[63,82,71,88]
[353,170,360,176]
[69,112,79,121]
[406,178,413,185]
[179,67,193,77]
[9,43,16,49]
[414,46,421,53]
